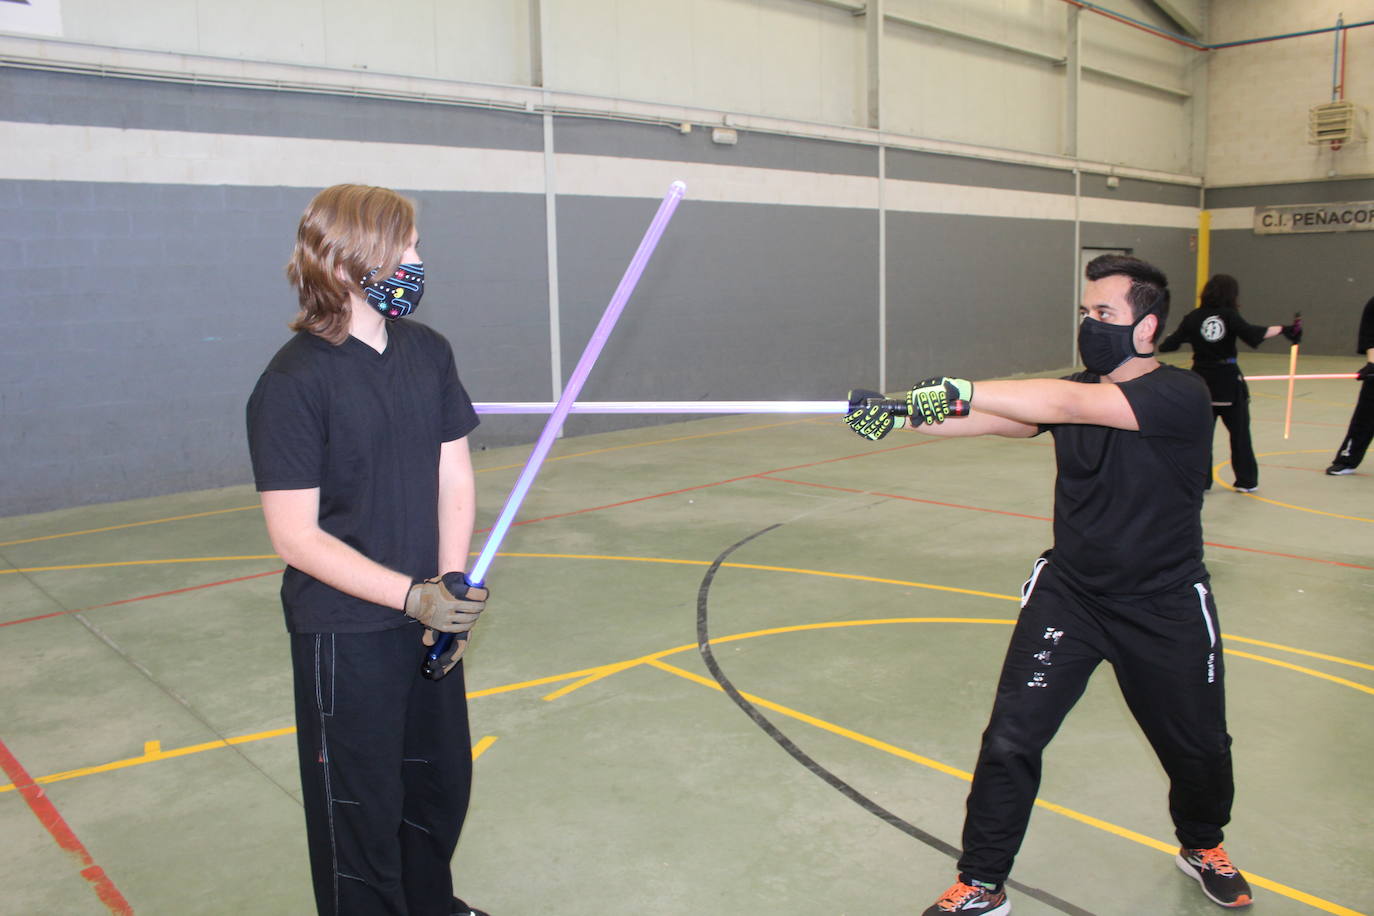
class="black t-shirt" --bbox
[1159,306,1269,404]
[1356,295,1374,355]
[246,321,479,633]
[1045,365,1212,596]
[1159,306,1268,367]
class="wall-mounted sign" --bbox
[1254,201,1374,235]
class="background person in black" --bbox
[247,184,491,916]
[1326,293,1374,475]
[1158,273,1301,493]
[845,255,1251,914]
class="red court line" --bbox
[0,736,133,914]
[0,568,283,630]
[762,477,1372,571]
[497,440,942,528]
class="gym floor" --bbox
[1,352,1370,916]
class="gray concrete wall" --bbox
[2,67,1200,516]
[1204,179,1374,357]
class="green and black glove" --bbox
[905,377,974,425]
[845,388,906,440]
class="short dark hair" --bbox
[1085,253,1170,342]
[1199,273,1239,311]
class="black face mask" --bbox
[1077,312,1153,375]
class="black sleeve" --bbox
[246,370,327,491]
[1231,309,1269,349]
[1120,369,1210,443]
[1158,311,1194,353]
[438,338,479,443]
[1358,296,1374,354]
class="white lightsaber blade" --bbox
[475,400,850,414]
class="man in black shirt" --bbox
[846,255,1251,914]
[1158,273,1300,492]
[1326,294,1374,475]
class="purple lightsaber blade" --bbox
[474,400,850,414]
[424,180,687,678]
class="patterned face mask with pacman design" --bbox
[360,262,424,320]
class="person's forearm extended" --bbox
[274,527,413,610]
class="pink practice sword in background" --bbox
[424,180,688,678]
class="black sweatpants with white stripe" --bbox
[957,555,1235,886]
[291,626,473,916]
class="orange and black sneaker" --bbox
[1176,845,1253,908]
[921,878,1010,915]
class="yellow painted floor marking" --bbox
[0,505,264,548]
[1226,650,1374,695]
[471,736,498,760]
[649,658,974,780]
[1225,635,1374,673]
[0,726,297,792]
[649,657,1368,916]
[0,555,281,575]
[1211,451,1374,522]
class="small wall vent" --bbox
[1308,100,1358,145]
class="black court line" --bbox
[695,523,1095,916]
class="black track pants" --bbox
[291,626,473,916]
[1213,400,1258,488]
[957,557,1234,885]
[1332,377,1374,469]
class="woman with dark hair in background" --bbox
[1159,274,1301,492]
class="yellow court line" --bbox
[0,556,281,574]
[1212,450,1374,522]
[2,728,500,796]
[1226,650,1374,696]
[0,419,812,547]
[11,550,1368,679]
[648,657,1367,916]
[1226,635,1374,674]
[0,505,263,548]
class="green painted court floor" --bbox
[1,353,1370,916]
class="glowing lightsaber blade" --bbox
[475,400,850,414]
[1283,343,1300,439]
[1245,374,1356,381]
[423,180,688,679]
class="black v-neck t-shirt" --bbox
[247,321,479,633]
[1044,365,1212,597]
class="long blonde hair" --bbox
[286,184,416,344]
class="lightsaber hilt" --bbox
[864,397,909,415]
[423,181,688,680]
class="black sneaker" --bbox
[1232,483,1258,493]
[921,878,1010,915]
[452,898,490,916]
[1326,464,1356,476]
[1176,846,1253,908]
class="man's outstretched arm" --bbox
[845,376,1139,440]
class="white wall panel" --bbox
[1207,0,1374,186]
[435,0,531,85]
[884,27,1063,155]
[36,0,1215,181]
[1080,75,1193,172]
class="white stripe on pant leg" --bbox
[1193,582,1217,646]
[314,634,342,915]
[1020,556,1049,608]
